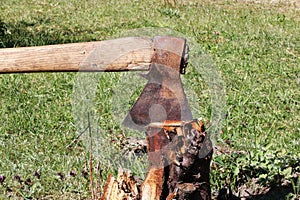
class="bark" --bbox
[100,119,213,200]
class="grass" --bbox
[0,0,299,199]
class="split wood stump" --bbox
[100,119,213,200]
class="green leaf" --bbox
[281,167,292,178]
[233,166,240,176]
[259,173,268,180]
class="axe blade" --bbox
[123,36,192,131]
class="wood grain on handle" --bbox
[0,37,153,73]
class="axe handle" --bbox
[0,37,153,73]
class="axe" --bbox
[0,36,192,128]
[0,36,212,199]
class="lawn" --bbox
[0,0,299,199]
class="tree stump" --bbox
[100,119,213,200]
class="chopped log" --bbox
[100,119,213,200]
[99,169,139,200]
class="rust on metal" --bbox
[123,36,192,131]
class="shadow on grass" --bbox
[246,184,294,200]
[216,182,296,200]
[0,18,94,48]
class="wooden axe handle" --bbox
[0,37,153,73]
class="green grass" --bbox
[0,0,299,199]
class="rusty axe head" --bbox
[122,36,192,131]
